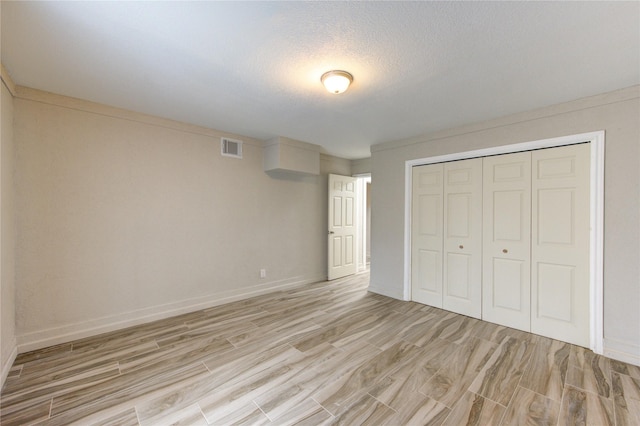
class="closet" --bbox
[411,143,591,346]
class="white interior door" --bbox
[411,164,444,307]
[443,158,483,319]
[531,143,591,346]
[328,174,358,280]
[482,152,532,331]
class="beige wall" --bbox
[1,72,17,385]
[13,88,349,351]
[369,86,640,364]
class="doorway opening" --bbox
[356,174,371,273]
[327,173,371,280]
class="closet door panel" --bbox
[411,164,444,307]
[443,158,483,319]
[482,152,532,331]
[531,143,590,347]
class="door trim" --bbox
[403,131,605,354]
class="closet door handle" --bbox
[502,249,508,253]
[459,245,464,249]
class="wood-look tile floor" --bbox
[2,273,639,425]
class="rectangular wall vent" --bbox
[221,137,243,159]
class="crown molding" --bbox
[12,84,264,147]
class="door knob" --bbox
[502,249,508,253]
[328,231,335,234]
[459,245,464,249]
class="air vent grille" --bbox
[221,137,243,159]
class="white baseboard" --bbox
[604,338,640,366]
[1,338,18,389]
[17,274,325,353]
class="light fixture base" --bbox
[321,70,353,94]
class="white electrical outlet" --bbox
[260,269,266,279]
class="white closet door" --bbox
[531,143,590,347]
[482,152,532,331]
[411,163,444,307]
[443,158,483,319]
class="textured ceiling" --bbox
[2,1,639,159]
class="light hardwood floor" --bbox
[2,273,639,425]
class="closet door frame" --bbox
[404,131,604,354]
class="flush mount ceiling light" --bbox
[321,70,353,94]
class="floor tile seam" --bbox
[47,396,53,422]
[1,366,122,408]
[134,379,219,425]
[610,364,640,380]
[134,404,143,426]
[557,381,570,426]
[1,394,61,421]
[49,363,210,417]
[194,402,211,425]
[48,382,134,418]
[576,354,613,399]
[251,398,273,422]
[119,347,221,375]
[475,387,510,410]
[200,359,214,374]
[492,338,537,414]
[225,336,242,349]
[1,397,53,424]
[49,369,206,424]
[49,399,139,425]
[457,389,509,422]
[608,360,619,410]
[365,390,398,414]
[612,372,640,402]
[310,396,336,421]
[527,383,563,404]
[16,351,148,381]
[416,387,454,410]
[441,389,499,421]
[471,388,510,426]
[565,377,616,400]
[563,382,616,405]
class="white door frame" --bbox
[354,174,371,273]
[403,131,605,354]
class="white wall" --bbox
[370,86,640,365]
[13,87,350,352]
[1,70,17,386]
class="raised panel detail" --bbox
[334,181,343,191]
[418,250,440,292]
[538,189,574,245]
[537,156,576,179]
[345,235,354,265]
[447,193,471,238]
[493,162,525,181]
[446,253,470,299]
[418,170,441,187]
[492,259,524,311]
[494,191,523,242]
[333,197,342,227]
[345,182,355,192]
[537,263,574,322]
[418,194,441,236]
[447,168,472,185]
[345,197,354,227]
[332,236,342,267]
